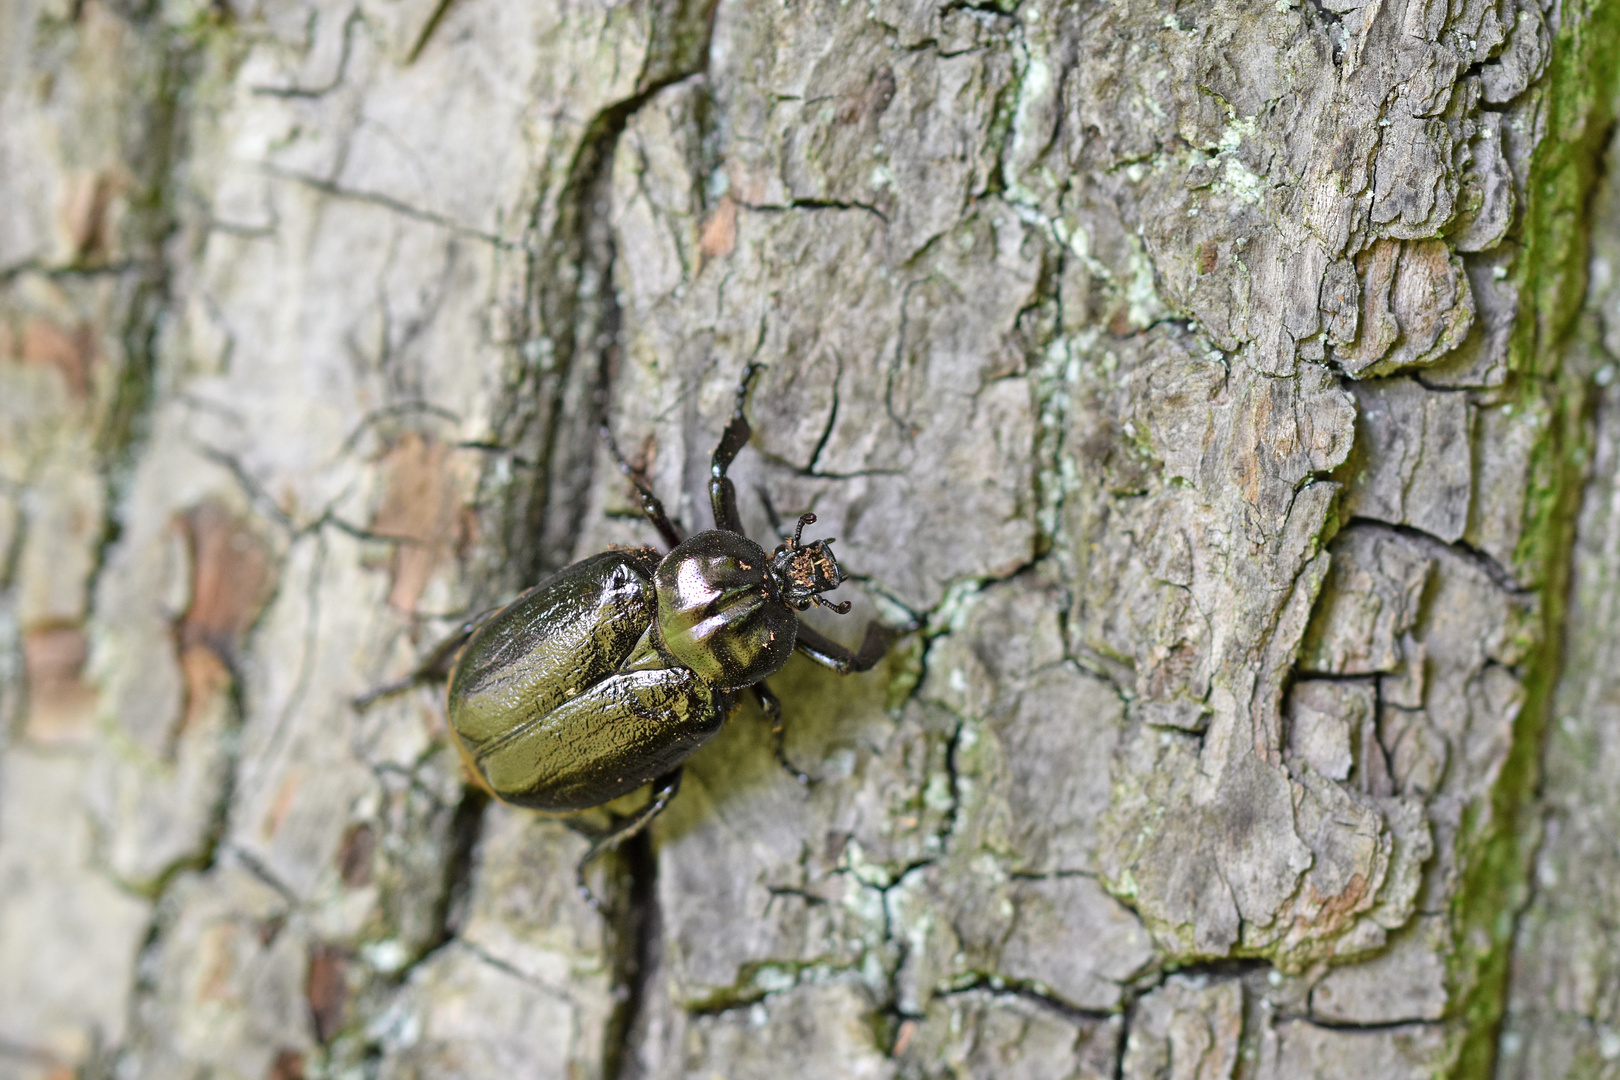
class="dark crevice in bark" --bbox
[1286,1011,1446,1031]
[492,77,689,593]
[1340,516,1531,595]
[1155,958,1270,981]
[262,165,510,247]
[95,24,196,557]
[939,974,1119,1024]
[475,9,723,1077]
[76,17,221,1074]
[1112,991,1133,1080]
[404,0,459,64]
[603,830,661,1080]
[249,7,361,98]
[427,785,489,949]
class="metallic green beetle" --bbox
[420,366,896,901]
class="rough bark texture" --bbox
[1,1,1617,1078]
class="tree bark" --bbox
[1,1,1617,1078]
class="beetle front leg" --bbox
[573,767,683,910]
[709,362,761,534]
[794,620,897,675]
[752,682,811,786]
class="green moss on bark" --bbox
[1451,3,1620,1076]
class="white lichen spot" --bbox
[933,578,986,632]
[362,938,410,973]
[842,838,894,890]
[1010,52,1052,164]
[753,965,798,994]
[1217,156,1266,205]
[367,997,422,1048]
[1124,233,1169,328]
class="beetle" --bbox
[367,364,900,904]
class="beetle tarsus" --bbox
[574,768,684,911]
[602,423,685,548]
[352,608,497,709]
[709,364,762,534]
[351,674,417,710]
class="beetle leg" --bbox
[352,607,499,709]
[752,682,811,786]
[793,619,898,675]
[574,767,683,910]
[709,363,761,534]
[601,424,684,549]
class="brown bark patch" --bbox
[22,625,96,743]
[699,194,738,261]
[267,1050,306,1080]
[336,823,376,888]
[57,169,124,264]
[19,317,98,398]
[175,501,276,731]
[262,770,302,840]
[1337,239,1473,378]
[306,943,351,1044]
[370,434,470,612]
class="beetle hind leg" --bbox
[753,681,811,786]
[572,768,683,911]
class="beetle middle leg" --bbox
[572,767,683,910]
[352,607,499,709]
[601,424,684,548]
[709,362,762,534]
[752,682,811,786]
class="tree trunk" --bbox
[2,1,1617,1077]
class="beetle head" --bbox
[769,513,852,613]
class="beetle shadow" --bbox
[650,602,911,854]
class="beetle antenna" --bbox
[791,512,815,549]
[813,595,853,615]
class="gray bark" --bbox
[0,0,1616,1078]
